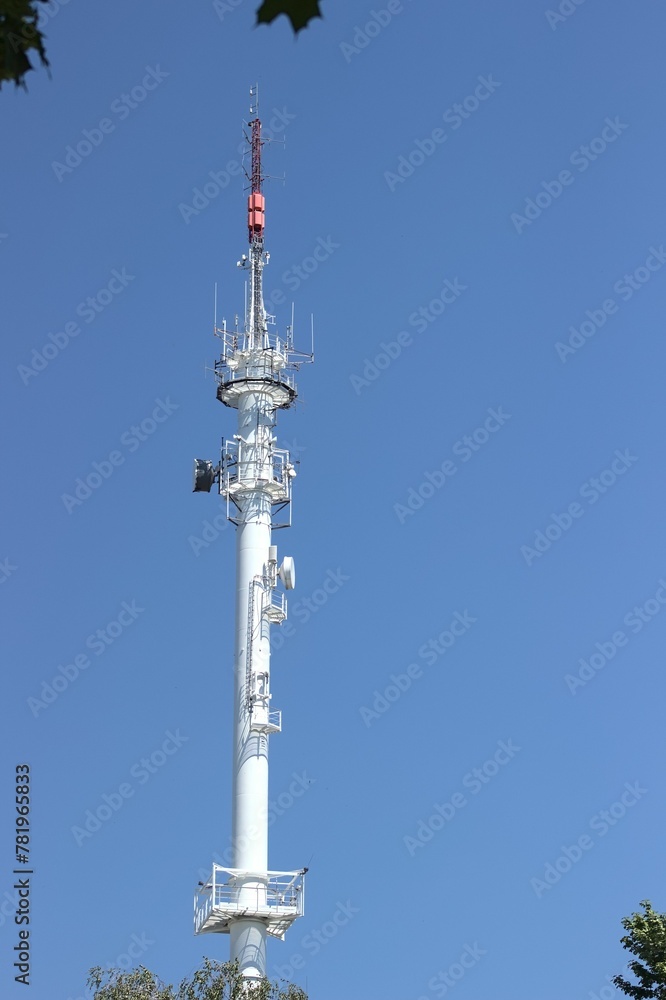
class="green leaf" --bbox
[255,0,322,33]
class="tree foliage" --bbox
[256,0,321,32]
[87,958,308,1000]
[1,0,321,91]
[613,901,666,1000]
[0,0,49,89]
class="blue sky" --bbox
[2,1,666,998]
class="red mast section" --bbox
[247,115,265,243]
[246,89,267,347]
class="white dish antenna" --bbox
[279,557,296,590]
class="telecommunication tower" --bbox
[192,86,312,986]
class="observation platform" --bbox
[194,866,305,940]
[216,374,296,410]
[215,352,297,411]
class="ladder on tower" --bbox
[245,581,256,717]
[246,579,281,735]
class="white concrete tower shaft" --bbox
[229,389,274,981]
[193,86,308,987]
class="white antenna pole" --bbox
[192,89,311,989]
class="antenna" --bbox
[191,91,314,989]
[249,82,259,118]
[245,85,267,347]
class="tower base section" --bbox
[194,865,305,941]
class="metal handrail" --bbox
[194,867,304,936]
[267,592,286,615]
[221,444,290,484]
[196,867,303,907]
[215,358,297,389]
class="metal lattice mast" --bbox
[248,99,266,347]
[192,85,312,987]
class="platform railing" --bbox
[194,865,305,934]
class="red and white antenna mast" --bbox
[246,84,267,346]
[192,85,312,988]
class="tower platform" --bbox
[194,865,305,941]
